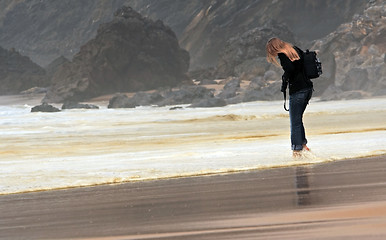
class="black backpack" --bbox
[303,49,322,79]
[282,48,322,111]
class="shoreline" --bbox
[1,96,385,197]
[1,90,386,107]
[1,154,386,239]
[1,153,384,196]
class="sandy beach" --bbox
[1,154,386,239]
[1,94,386,239]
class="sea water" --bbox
[0,97,385,195]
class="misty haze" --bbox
[0,1,385,239]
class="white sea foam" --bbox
[0,97,385,194]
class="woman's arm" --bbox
[278,53,295,74]
[278,53,294,92]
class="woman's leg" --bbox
[289,89,312,152]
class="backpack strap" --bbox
[297,47,315,89]
[281,74,289,111]
[283,90,289,111]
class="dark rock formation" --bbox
[44,6,189,103]
[0,46,48,95]
[130,92,165,106]
[216,22,296,80]
[169,106,183,110]
[108,91,165,108]
[0,0,134,66]
[247,80,282,101]
[108,85,215,108]
[157,86,214,107]
[313,0,386,98]
[1,0,381,103]
[31,103,60,112]
[217,77,240,99]
[108,93,136,108]
[0,0,367,68]
[178,0,367,69]
[188,67,217,82]
[208,22,296,102]
[45,56,70,79]
[189,97,227,108]
[61,101,99,110]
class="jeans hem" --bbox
[291,140,307,151]
[292,145,303,151]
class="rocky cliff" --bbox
[216,21,297,80]
[177,0,368,69]
[194,0,385,99]
[314,0,385,99]
[43,6,189,103]
[0,0,366,68]
[0,0,384,102]
[0,0,130,67]
[0,46,48,95]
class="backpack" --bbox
[282,48,321,111]
[302,49,322,79]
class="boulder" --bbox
[241,88,276,102]
[189,97,227,108]
[248,77,265,90]
[134,92,164,106]
[373,76,386,96]
[44,6,190,103]
[320,85,369,101]
[320,85,343,101]
[107,85,216,108]
[107,93,136,108]
[31,103,60,112]
[263,70,278,82]
[157,85,214,106]
[169,106,184,110]
[61,101,99,110]
[242,81,282,102]
[217,77,240,99]
[225,95,243,105]
[340,68,369,91]
[241,89,262,103]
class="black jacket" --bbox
[278,46,313,95]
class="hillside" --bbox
[0,0,384,102]
[0,0,366,68]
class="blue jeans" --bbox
[289,88,312,150]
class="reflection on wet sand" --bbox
[295,166,311,206]
[1,155,386,239]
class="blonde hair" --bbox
[266,37,300,66]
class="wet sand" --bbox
[1,155,386,239]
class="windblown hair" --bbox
[266,37,300,66]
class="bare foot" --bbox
[293,150,302,158]
[303,144,311,151]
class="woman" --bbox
[266,37,313,157]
